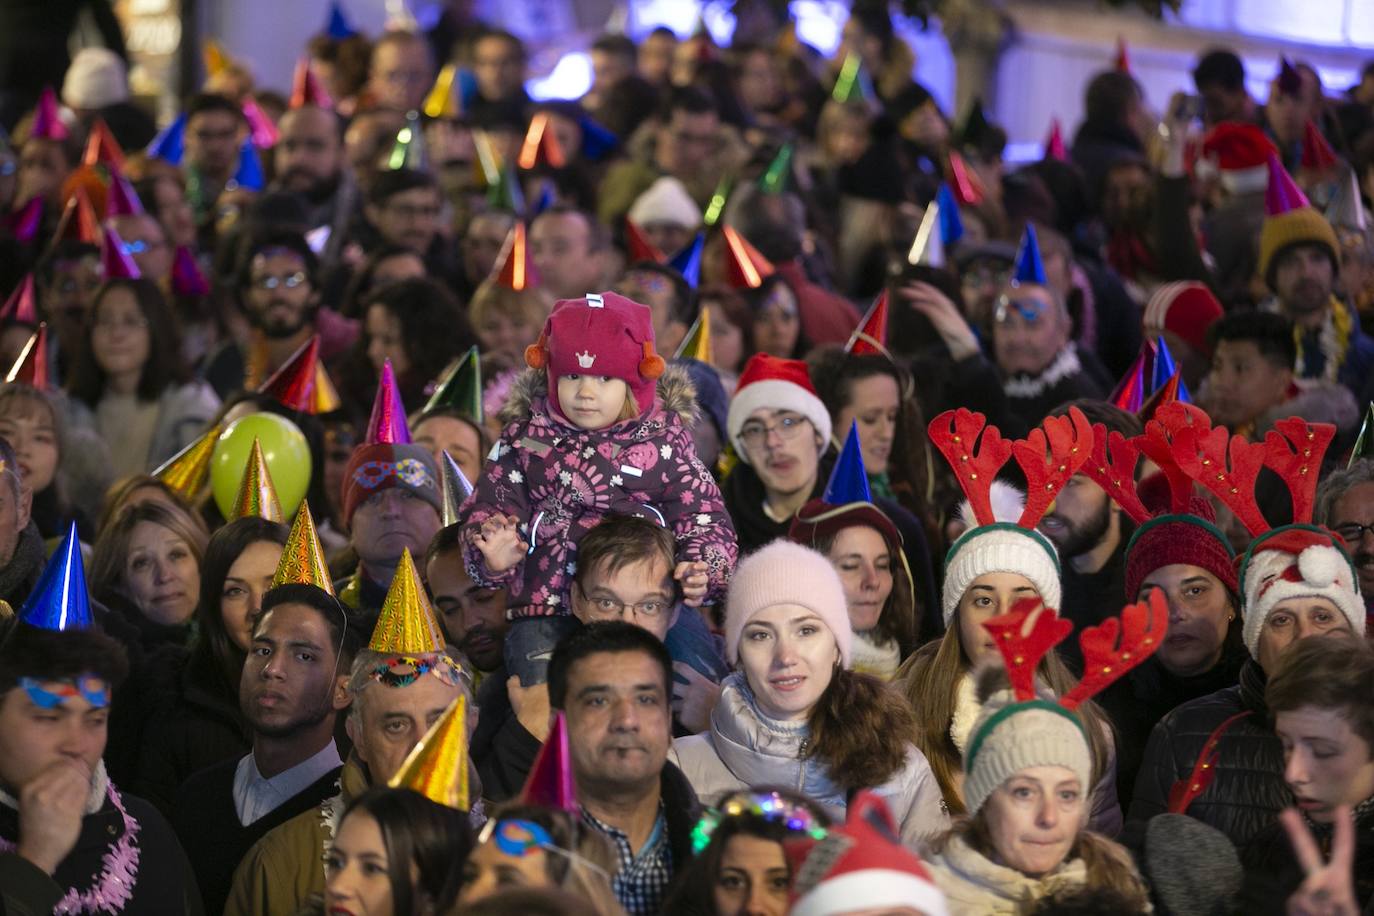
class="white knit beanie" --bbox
[725,540,852,667]
[962,692,1092,816]
[1240,526,1365,658]
[628,176,702,230]
[941,482,1061,626]
[62,48,129,111]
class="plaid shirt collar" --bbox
[581,801,672,916]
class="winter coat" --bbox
[462,365,737,615]
[67,380,221,473]
[1239,796,1374,915]
[669,672,949,850]
[926,833,1092,916]
[1128,659,1287,848]
[1001,344,1107,430]
[0,519,44,609]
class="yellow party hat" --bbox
[673,308,712,363]
[203,39,231,78]
[312,361,343,414]
[387,695,470,810]
[422,63,462,119]
[369,548,445,654]
[231,438,285,521]
[152,422,225,501]
[271,502,335,594]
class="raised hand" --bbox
[474,514,528,573]
[1283,806,1359,916]
[672,661,722,734]
[898,280,981,361]
[674,560,709,608]
[17,758,92,875]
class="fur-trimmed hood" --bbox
[496,363,700,429]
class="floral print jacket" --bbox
[461,365,737,616]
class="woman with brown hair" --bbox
[671,540,948,849]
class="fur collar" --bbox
[497,363,700,428]
[1003,346,1083,399]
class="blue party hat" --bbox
[147,114,186,166]
[1011,224,1047,286]
[531,180,556,217]
[823,421,872,505]
[668,232,705,288]
[233,139,265,191]
[935,183,964,245]
[326,1,358,38]
[1151,335,1179,394]
[578,113,619,161]
[19,523,93,631]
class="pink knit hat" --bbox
[724,540,852,667]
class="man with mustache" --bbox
[1316,460,1374,628]
[272,102,357,270]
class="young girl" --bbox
[462,291,737,684]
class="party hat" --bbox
[845,291,889,357]
[232,139,265,192]
[370,548,445,654]
[30,86,69,142]
[152,422,224,499]
[1277,57,1302,96]
[1151,335,1179,393]
[1,275,39,325]
[1327,168,1368,233]
[241,96,280,149]
[935,183,965,245]
[19,523,92,631]
[517,111,566,171]
[832,52,864,104]
[4,324,49,389]
[271,502,335,593]
[703,173,732,227]
[367,359,412,444]
[7,196,45,245]
[231,438,285,521]
[258,335,321,412]
[326,0,358,38]
[1011,224,1047,285]
[759,141,794,195]
[53,187,102,245]
[823,422,873,504]
[440,451,474,528]
[577,113,618,161]
[290,58,334,110]
[1114,37,1131,73]
[312,362,343,414]
[946,150,984,207]
[1350,403,1374,468]
[423,63,462,119]
[533,178,558,216]
[1265,153,1309,215]
[1043,118,1068,162]
[171,246,211,297]
[472,128,503,187]
[668,232,704,288]
[388,112,429,172]
[485,165,525,215]
[423,346,483,421]
[100,225,142,279]
[1300,120,1339,172]
[520,711,577,812]
[104,172,145,218]
[906,198,944,267]
[673,308,713,362]
[147,114,186,165]
[387,696,470,810]
[624,217,665,263]
[82,120,125,172]
[959,98,992,150]
[491,222,537,291]
[721,225,774,289]
[1109,344,1153,413]
[1138,370,1188,423]
[203,39,231,78]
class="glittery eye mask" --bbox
[20,675,111,709]
[368,654,463,688]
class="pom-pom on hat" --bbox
[1239,525,1364,657]
[523,291,664,417]
[724,540,852,667]
[726,353,832,463]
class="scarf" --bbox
[851,630,902,681]
[1293,297,1353,385]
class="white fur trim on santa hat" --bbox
[791,869,950,916]
[628,176,702,231]
[726,379,832,465]
[1243,544,1366,657]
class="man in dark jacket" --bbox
[991,277,1105,428]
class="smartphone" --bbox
[1173,94,1204,122]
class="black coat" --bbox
[0,520,44,609]
[1239,798,1374,915]
[471,663,544,804]
[1127,660,1288,848]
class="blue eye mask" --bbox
[20,675,111,709]
[996,296,1046,324]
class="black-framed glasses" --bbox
[739,414,810,448]
[1335,522,1374,545]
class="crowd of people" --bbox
[3,1,1374,913]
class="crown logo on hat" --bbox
[577,351,596,368]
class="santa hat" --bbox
[726,353,831,463]
[1200,123,1276,195]
[524,291,664,417]
[1239,525,1364,657]
[1142,281,1224,357]
[784,791,948,916]
[628,176,701,231]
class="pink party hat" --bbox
[519,712,578,812]
[6,197,44,244]
[1265,153,1310,215]
[241,96,280,149]
[104,171,145,218]
[1044,119,1067,162]
[366,359,412,444]
[171,246,210,297]
[100,225,142,279]
[1,275,39,325]
[30,87,69,141]
[5,324,50,390]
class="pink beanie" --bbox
[724,540,852,667]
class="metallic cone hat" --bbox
[258,335,322,413]
[673,309,712,362]
[1044,119,1068,162]
[312,362,343,414]
[19,523,93,631]
[1265,153,1310,215]
[624,217,665,263]
[327,1,358,38]
[233,140,265,191]
[82,120,125,172]
[231,438,285,521]
[492,222,537,290]
[1011,224,1047,285]
[1350,403,1374,469]
[1,275,38,325]
[290,57,334,110]
[101,226,142,279]
[936,183,965,245]
[370,548,445,654]
[147,114,186,165]
[105,172,144,218]
[1109,344,1153,413]
[722,225,774,289]
[845,291,889,357]
[823,422,872,504]
[1301,120,1339,172]
[520,711,577,812]
[7,197,44,245]
[31,87,69,142]
[387,696,470,810]
[152,422,224,500]
[366,359,412,444]
[4,324,50,389]
[440,451,473,528]
[241,96,279,149]
[423,346,483,422]
[517,111,567,170]
[669,232,704,288]
[171,246,211,297]
[1327,168,1369,233]
[272,502,335,593]
[53,187,102,245]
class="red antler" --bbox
[980,597,1073,702]
[1167,711,1253,814]
[1080,422,1150,524]
[1136,407,1198,515]
[1148,402,1269,535]
[927,409,1013,527]
[1062,588,1169,710]
[1263,418,1336,526]
[1011,407,1094,528]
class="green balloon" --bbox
[210,412,311,520]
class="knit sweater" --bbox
[926,833,1090,916]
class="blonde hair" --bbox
[90,500,210,606]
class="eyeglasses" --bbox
[251,272,307,291]
[1335,523,1374,544]
[576,583,670,619]
[739,414,810,448]
[691,790,829,854]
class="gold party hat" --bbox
[152,421,225,501]
[673,308,712,362]
[231,438,285,521]
[271,502,335,594]
[387,695,470,810]
[312,361,343,414]
[369,548,445,654]
[422,62,462,119]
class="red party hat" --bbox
[53,187,102,245]
[241,96,280,149]
[100,225,142,279]
[946,150,985,207]
[82,120,126,172]
[258,335,321,413]
[30,87,69,142]
[1,275,39,325]
[491,222,538,291]
[4,324,49,389]
[721,225,775,289]
[517,111,567,170]
[289,58,334,110]
[366,359,412,444]
[518,712,578,812]
[170,246,210,297]
[1265,152,1310,215]
[104,171,145,218]
[845,290,889,357]
[624,217,666,263]
[1114,37,1131,73]
[1044,118,1068,162]
[1300,120,1339,172]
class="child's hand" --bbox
[475,514,527,573]
[674,560,710,607]
[672,661,721,734]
